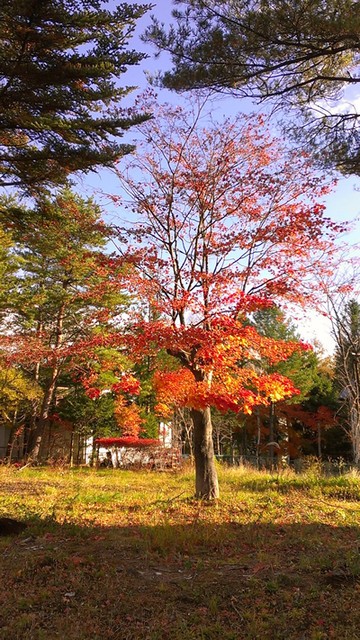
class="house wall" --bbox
[159,422,172,447]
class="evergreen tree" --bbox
[0,0,151,193]
[146,0,360,174]
[1,189,129,460]
[300,357,347,460]
[252,307,320,401]
[250,307,337,461]
[0,225,17,318]
[57,382,118,441]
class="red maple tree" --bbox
[112,96,347,498]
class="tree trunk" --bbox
[317,423,322,459]
[191,406,219,499]
[27,300,66,462]
[215,424,220,456]
[350,403,360,466]
[27,366,60,461]
[5,411,23,463]
[269,401,275,470]
[256,407,261,469]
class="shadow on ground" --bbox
[1,515,360,640]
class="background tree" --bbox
[0,225,17,319]
[59,346,139,454]
[247,307,337,458]
[146,0,360,174]
[332,298,360,463]
[58,385,117,438]
[1,189,130,460]
[250,307,322,465]
[0,363,41,461]
[296,355,341,460]
[0,0,151,193]
[113,97,345,498]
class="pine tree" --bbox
[1,189,129,460]
[146,0,360,174]
[0,225,17,318]
[0,0,151,193]
[251,307,319,464]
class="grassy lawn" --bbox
[1,463,360,639]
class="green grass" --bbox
[1,463,360,639]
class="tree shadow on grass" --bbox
[225,475,360,500]
[1,515,360,640]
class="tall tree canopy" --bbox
[113,97,345,498]
[0,189,130,460]
[146,0,360,174]
[0,0,151,193]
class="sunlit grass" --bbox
[2,463,360,639]
[2,462,360,526]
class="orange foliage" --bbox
[111,374,141,396]
[153,362,300,417]
[111,100,347,422]
[132,315,305,416]
[113,395,144,437]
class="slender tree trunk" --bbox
[5,411,22,463]
[25,318,44,456]
[27,301,66,462]
[185,422,194,459]
[69,432,74,466]
[269,401,275,470]
[215,424,220,456]
[350,402,360,466]
[256,408,261,469]
[317,423,322,459]
[191,406,219,499]
[27,365,60,461]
